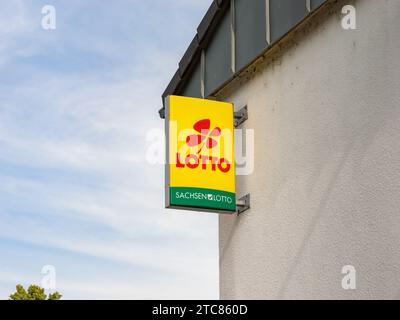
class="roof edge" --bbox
[162,0,230,102]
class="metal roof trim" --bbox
[161,0,330,109]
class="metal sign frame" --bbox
[164,96,250,215]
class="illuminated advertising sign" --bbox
[165,96,236,213]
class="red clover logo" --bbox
[186,119,221,154]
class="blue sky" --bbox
[0,0,219,299]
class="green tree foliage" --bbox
[9,284,62,300]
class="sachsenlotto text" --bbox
[166,96,236,213]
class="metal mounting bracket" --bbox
[236,193,250,215]
[234,105,248,127]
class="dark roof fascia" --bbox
[197,0,229,45]
[178,35,199,77]
[161,69,181,103]
[161,0,230,106]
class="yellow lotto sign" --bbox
[165,95,236,213]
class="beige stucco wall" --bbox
[218,0,400,299]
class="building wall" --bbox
[218,0,400,299]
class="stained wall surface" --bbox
[218,0,400,299]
